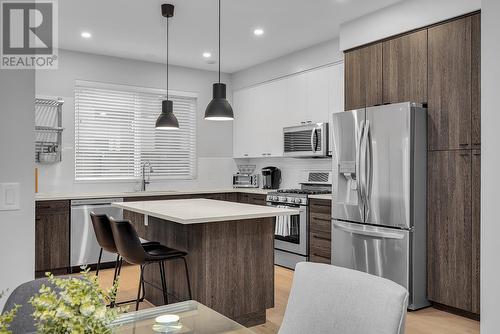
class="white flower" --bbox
[79,303,95,317]
[93,306,107,320]
[55,306,72,319]
[60,292,73,304]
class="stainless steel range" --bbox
[266,171,332,269]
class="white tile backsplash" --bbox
[234,157,333,189]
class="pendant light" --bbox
[204,0,234,121]
[156,4,179,129]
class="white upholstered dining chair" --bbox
[278,262,408,334]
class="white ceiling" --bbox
[59,0,401,73]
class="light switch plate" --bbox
[0,183,20,211]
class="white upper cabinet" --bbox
[233,88,254,158]
[306,67,330,123]
[233,63,344,158]
[284,73,307,127]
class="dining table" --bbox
[112,300,255,334]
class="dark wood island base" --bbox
[130,214,275,327]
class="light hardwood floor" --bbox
[96,265,480,334]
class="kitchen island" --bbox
[112,198,298,327]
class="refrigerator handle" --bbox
[365,121,373,203]
[333,221,405,240]
[361,121,372,208]
[359,120,368,208]
[357,120,365,205]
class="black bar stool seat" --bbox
[90,212,159,306]
[143,245,187,260]
[109,217,192,310]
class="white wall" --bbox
[339,0,481,51]
[232,38,342,90]
[481,0,500,332]
[35,50,235,194]
[0,70,35,309]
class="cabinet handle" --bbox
[243,154,248,157]
[311,216,331,223]
[312,235,331,241]
[312,253,330,259]
[459,143,469,147]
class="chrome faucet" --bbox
[141,161,153,191]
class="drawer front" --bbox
[247,194,266,206]
[36,200,70,215]
[310,199,331,215]
[310,254,331,264]
[238,193,250,203]
[310,232,331,259]
[310,213,332,237]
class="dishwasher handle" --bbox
[71,198,124,206]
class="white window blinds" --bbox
[75,81,197,181]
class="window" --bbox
[75,81,197,181]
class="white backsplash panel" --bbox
[235,157,333,189]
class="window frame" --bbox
[74,80,198,182]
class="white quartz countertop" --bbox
[112,198,299,224]
[35,188,271,201]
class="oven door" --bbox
[268,203,308,256]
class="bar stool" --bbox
[90,212,159,306]
[90,212,159,279]
[109,217,192,311]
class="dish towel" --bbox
[275,206,291,237]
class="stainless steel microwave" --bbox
[283,123,329,158]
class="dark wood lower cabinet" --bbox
[427,150,475,312]
[35,192,266,277]
[142,215,274,327]
[35,201,70,277]
[309,198,332,264]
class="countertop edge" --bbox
[112,200,300,225]
[35,188,273,201]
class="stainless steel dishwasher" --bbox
[70,198,124,268]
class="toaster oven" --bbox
[232,173,259,188]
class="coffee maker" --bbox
[261,166,281,189]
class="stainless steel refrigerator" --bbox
[331,102,429,310]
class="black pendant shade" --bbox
[156,4,179,129]
[156,100,179,129]
[204,0,234,121]
[205,83,234,121]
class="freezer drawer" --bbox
[331,220,409,290]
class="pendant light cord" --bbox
[218,0,221,84]
[166,15,169,100]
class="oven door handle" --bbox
[267,203,306,212]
